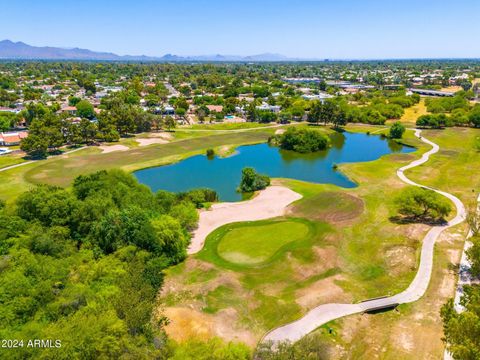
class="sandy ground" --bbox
[136,138,169,146]
[99,144,129,153]
[163,307,257,346]
[148,132,174,140]
[188,186,303,254]
[275,129,286,135]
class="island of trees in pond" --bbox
[271,127,330,153]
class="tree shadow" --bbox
[389,215,447,226]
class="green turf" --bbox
[217,220,310,265]
[0,130,274,203]
[181,122,278,130]
[0,154,26,169]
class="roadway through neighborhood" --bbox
[263,129,467,344]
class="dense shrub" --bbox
[238,167,270,193]
[277,127,330,153]
[389,121,406,139]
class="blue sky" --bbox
[1,0,479,58]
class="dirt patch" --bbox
[148,132,174,140]
[288,192,364,225]
[403,223,430,241]
[439,270,456,297]
[163,307,257,346]
[99,144,129,153]
[387,153,416,162]
[292,246,341,280]
[393,323,415,352]
[216,145,238,157]
[161,259,242,298]
[439,149,459,156]
[446,248,461,263]
[31,170,51,180]
[384,245,416,275]
[438,229,464,244]
[295,275,351,310]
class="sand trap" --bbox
[99,144,129,153]
[136,138,169,146]
[275,129,286,135]
[188,186,302,254]
[149,132,174,140]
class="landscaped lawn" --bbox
[0,153,26,169]
[217,220,311,266]
[181,122,279,131]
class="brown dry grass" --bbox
[287,191,365,225]
[399,99,429,125]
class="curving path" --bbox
[263,129,467,344]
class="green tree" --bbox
[238,167,270,193]
[76,100,95,119]
[164,115,176,130]
[394,187,452,222]
[79,118,98,144]
[20,134,49,158]
[389,121,406,139]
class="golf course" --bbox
[1,123,479,359]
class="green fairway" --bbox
[0,130,275,202]
[217,220,311,265]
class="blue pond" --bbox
[134,132,415,201]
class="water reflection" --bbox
[135,132,415,201]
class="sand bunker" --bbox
[136,138,169,146]
[99,144,129,153]
[188,186,302,254]
[148,132,174,140]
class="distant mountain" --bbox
[0,40,301,62]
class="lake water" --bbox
[134,132,415,201]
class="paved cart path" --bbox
[263,129,467,344]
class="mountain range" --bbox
[0,40,296,62]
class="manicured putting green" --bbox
[217,221,310,265]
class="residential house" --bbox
[0,131,28,146]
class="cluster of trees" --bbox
[394,187,452,222]
[441,207,480,360]
[308,100,346,127]
[0,111,19,131]
[418,92,480,128]
[19,103,119,158]
[425,92,473,114]
[417,105,480,128]
[238,167,271,193]
[19,94,176,157]
[0,170,245,358]
[275,127,330,153]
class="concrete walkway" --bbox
[263,129,467,344]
